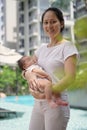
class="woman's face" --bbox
[43,11,63,38]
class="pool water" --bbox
[1,95,87,130]
[4,95,34,106]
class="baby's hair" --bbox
[17,56,30,70]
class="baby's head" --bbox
[18,56,33,70]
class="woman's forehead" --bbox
[43,11,57,20]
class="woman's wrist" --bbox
[52,84,62,94]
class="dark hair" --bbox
[17,56,29,70]
[42,7,64,32]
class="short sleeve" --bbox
[63,42,80,61]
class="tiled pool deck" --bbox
[0,100,87,130]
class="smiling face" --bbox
[42,10,64,39]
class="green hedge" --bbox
[0,65,28,95]
[69,62,87,90]
[74,17,87,40]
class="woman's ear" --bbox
[61,21,64,28]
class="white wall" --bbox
[5,0,17,42]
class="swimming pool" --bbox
[1,95,87,130]
[3,95,34,106]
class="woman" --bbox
[24,7,79,130]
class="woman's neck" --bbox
[49,34,64,47]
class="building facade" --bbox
[17,0,50,55]
[0,0,4,44]
[0,0,17,49]
[17,0,75,55]
[0,0,75,56]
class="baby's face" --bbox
[24,59,34,69]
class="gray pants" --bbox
[29,99,70,130]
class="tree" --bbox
[84,0,87,10]
[0,65,28,95]
[69,62,87,90]
[49,0,71,11]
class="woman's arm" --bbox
[52,55,77,93]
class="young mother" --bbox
[24,7,79,130]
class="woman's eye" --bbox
[43,21,48,25]
[51,21,57,24]
[43,21,57,25]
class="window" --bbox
[1,16,4,22]
[19,2,24,11]
[1,6,4,12]
[19,14,24,23]
[19,27,24,35]
[20,39,24,48]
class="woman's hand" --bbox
[29,88,45,99]
[25,71,41,91]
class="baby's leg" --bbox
[35,79,68,107]
[45,84,59,108]
[38,79,65,108]
[37,79,57,108]
[53,94,68,106]
[37,78,51,93]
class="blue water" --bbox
[4,95,34,106]
[3,95,87,130]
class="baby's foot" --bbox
[56,98,68,106]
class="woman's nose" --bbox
[47,23,53,28]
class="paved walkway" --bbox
[0,100,87,130]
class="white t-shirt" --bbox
[35,40,79,103]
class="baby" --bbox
[18,56,68,108]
